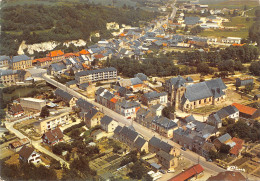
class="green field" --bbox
[199,16,256,38]
[199,29,249,38]
[208,0,259,9]
[245,6,260,16]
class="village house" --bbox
[221,37,241,44]
[8,103,24,117]
[0,55,10,67]
[75,98,93,112]
[79,82,96,98]
[0,69,32,85]
[47,62,67,76]
[213,133,244,157]
[9,138,30,152]
[19,145,41,164]
[148,136,180,169]
[232,103,260,119]
[152,117,178,138]
[168,164,204,181]
[136,108,157,129]
[33,57,52,67]
[42,127,64,145]
[34,110,70,134]
[207,171,246,181]
[10,55,32,70]
[141,91,168,107]
[100,115,118,133]
[55,88,78,107]
[20,97,46,112]
[75,67,117,84]
[83,108,104,128]
[46,50,65,62]
[166,76,227,111]
[118,77,144,92]
[115,98,140,118]
[173,120,217,154]
[114,126,148,152]
[207,105,239,128]
[235,77,254,87]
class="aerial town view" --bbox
[0,0,260,180]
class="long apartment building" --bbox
[34,111,70,134]
[75,67,117,84]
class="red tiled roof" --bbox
[64,53,75,58]
[94,54,104,59]
[110,98,118,103]
[232,103,257,116]
[47,50,64,57]
[207,171,246,181]
[79,49,90,55]
[33,57,52,63]
[119,33,126,37]
[9,138,30,149]
[43,127,64,143]
[230,137,244,156]
[19,145,34,160]
[168,164,204,181]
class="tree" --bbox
[220,144,231,154]
[52,144,63,155]
[208,150,219,160]
[40,106,49,118]
[184,25,188,32]
[249,61,260,75]
[190,25,203,35]
[162,105,175,119]
[243,82,254,94]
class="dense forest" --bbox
[176,45,259,65]
[104,57,180,77]
[0,4,160,55]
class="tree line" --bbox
[0,4,160,55]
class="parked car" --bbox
[167,169,175,173]
[181,147,186,151]
[159,169,166,174]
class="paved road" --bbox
[5,112,70,168]
[41,73,225,175]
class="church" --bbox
[165,76,227,112]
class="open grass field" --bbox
[208,0,259,9]
[199,29,249,38]
[245,6,260,16]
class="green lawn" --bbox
[208,0,258,9]
[199,28,249,38]
[223,17,254,27]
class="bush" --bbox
[63,122,85,134]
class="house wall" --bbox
[12,59,32,70]
[34,112,70,134]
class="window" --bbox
[199,100,201,104]
[204,99,206,103]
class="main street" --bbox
[40,73,226,175]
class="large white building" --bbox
[20,98,46,111]
[75,67,117,84]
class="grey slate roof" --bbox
[84,108,98,120]
[100,115,113,126]
[143,91,167,101]
[76,98,93,111]
[55,89,73,102]
[148,136,173,153]
[66,80,77,86]
[130,77,143,85]
[79,83,90,90]
[134,137,147,149]
[119,126,139,142]
[12,55,30,63]
[217,133,231,143]
[116,99,140,109]
[153,117,178,130]
[0,55,10,62]
[0,69,18,77]
[134,73,148,81]
[75,67,116,77]
[50,63,66,72]
[184,16,200,25]
[114,125,122,135]
[157,150,174,161]
[184,78,226,102]
[166,75,187,89]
